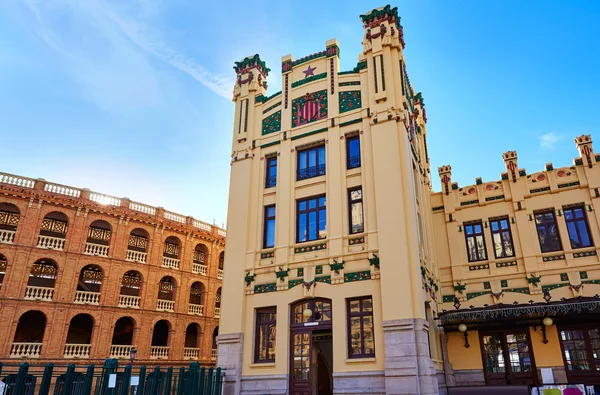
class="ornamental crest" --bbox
[292,90,328,128]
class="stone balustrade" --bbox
[24,286,54,301]
[218,269,224,279]
[64,344,91,359]
[192,263,208,275]
[157,299,175,312]
[189,304,204,316]
[162,256,180,270]
[215,307,221,318]
[10,343,42,358]
[84,242,109,257]
[0,229,16,244]
[44,182,81,197]
[110,345,134,359]
[36,235,66,250]
[184,347,199,360]
[0,173,35,188]
[126,250,147,263]
[118,295,141,309]
[150,346,169,360]
[74,290,101,305]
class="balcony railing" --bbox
[192,263,207,275]
[36,235,66,250]
[217,269,224,279]
[84,242,109,257]
[118,295,140,309]
[110,345,133,359]
[126,250,147,263]
[162,256,180,270]
[265,175,277,188]
[188,304,204,316]
[24,286,54,301]
[150,346,169,360]
[215,307,221,318]
[211,349,217,360]
[64,344,91,359]
[10,342,42,358]
[183,347,199,360]
[157,299,175,312]
[74,290,101,305]
[297,163,326,181]
[347,155,361,169]
[0,229,16,244]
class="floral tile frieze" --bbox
[348,236,365,245]
[294,243,327,254]
[542,254,565,262]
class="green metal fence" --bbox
[0,359,224,395]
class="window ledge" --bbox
[250,362,275,368]
[346,357,376,364]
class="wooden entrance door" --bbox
[290,330,312,395]
[480,331,536,385]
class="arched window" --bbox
[84,220,111,257]
[150,320,170,360]
[0,253,7,289]
[157,277,176,312]
[110,317,135,359]
[192,244,208,275]
[162,236,181,270]
[11,310,46,358]
[74,265,103,305]
[215,287,221,318]
[211,326,219,360]
[37,211,68,250]
[25,258,58,302]
[188,282,204,316]
[118,271,142,308]
[184,323,201,360]
[126,228,149,263]
[218,252,224,279]
[0,202,20,244]
[64,314,94,358]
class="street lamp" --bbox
[458,323,470,348]
[542,317,553,344]
[129,347,137,366]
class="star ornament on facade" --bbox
[303,65,316,78]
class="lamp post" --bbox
[541,317,553,344]
[458,323,470,348]
[129,347,137,366]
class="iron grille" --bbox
[265,175,277,188]
[128,235,147,249]
[0,211,19,227]
[164,242,179,256]
[88,227,111,241]
[40,218,68,234]
[193,250,205,263]
[159,279,175,293]
[121,273,141,288]
[30,262,58,279]
[190,285,203,295]
[81,267,103,284]
[347,155,361,169]
[296,163,326,181]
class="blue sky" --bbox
[1,1,599,226]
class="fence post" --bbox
[176,366,186,395]
[163,366,173,395]
[205,367,213,395]
[186,363,199,394]
[38,363,54,395]
[13,362,30,395]
[137,365,147,395]
[149,366,161,395]
[120,365,132,395]
[63,363,76,395]
[82,364,95,395]
[0,361,3,376]
[215,367,223,395]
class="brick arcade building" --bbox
[0,172,225,366]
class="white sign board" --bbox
[130,376,140,386]
[541,368,554,384]
[108,374,117,388]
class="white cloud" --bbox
[540,132,562,149]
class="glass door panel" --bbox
[505,332,535,385]
[290,331,312,395]
[482,333,508,385]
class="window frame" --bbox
[296,145,326,181]
[265,156,277,188]
[346,296,375,359]
[263,205,276,249]
[296,195,327,243]
[254,306,277,363]
[558,324,600,376]
[489,216,515,259]
[464,221,487,262]
[534,209,563,253]
[346,135,361,170]
[348,187,364,235]
[563,205,594,249]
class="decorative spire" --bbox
[574,134,595,169]
[438,165,452,196]
[502,151,519,183]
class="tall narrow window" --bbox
[346,136,361,169]
[347,296,375,358]
[263,205,276,249]
[489,217,515,259]
[297,195,326,243]
[255,307,276,363]
[535,210,562,253]
[564,206,593,249]
[348,188,364,234]
[464,221,487,262]
[373,57,378,93]
[265,156,277,188]
[297,145,326,181]
[379,55,385,91]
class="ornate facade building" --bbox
[217,4,600,395]
[0,172,225,366]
